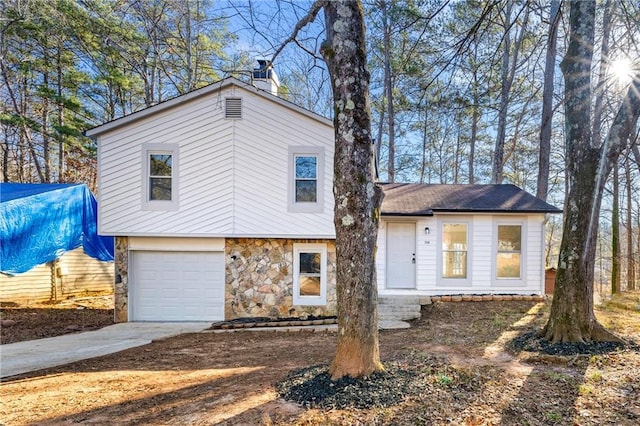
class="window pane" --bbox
[295,156,317,179]
[150,177,172,200]
[443,251,467,278]
[150,154,172,176]
[299,276,321,296]
[497,253,521,278]
[442,224,467,250]
[299,252,321,274]
[296,180,317,202]
[498,225,521,251]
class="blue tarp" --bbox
[0,183,114,274]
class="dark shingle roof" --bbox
[380,183,562,216]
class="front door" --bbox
[386,222,416,289]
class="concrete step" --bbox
[378,310,421,321]
[378,296,432,305]
[377,304,421,314]
[377,296,428,321]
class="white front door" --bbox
[386,222,416,289]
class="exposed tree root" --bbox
[540,318,624,344]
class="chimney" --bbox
[252,59,280,96]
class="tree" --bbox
[490,1,530,184]
[536,0,561,201]
[612,162,620,294]
[321,0,384,379]
[625,151,636,291]
[542,0,640,343]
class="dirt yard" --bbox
[1,295,639,425]
[0,293,114,344]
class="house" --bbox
[377,183,561,297]
[86,69,561,323]
[0,183,115,304]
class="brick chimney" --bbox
[252,59,280,96]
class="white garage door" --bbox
[130,251,225,321]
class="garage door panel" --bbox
[131,251,224,321]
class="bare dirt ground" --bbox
[0,293,114,344]
[1,293,639,425]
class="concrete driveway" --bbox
[0,322,210,379]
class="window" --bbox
[288,147,324,213]
[496,224,522,279]
[295,155,317,202]
[442,223,467,279]
[142,144,179,211]
[149,154,172,201]
[293,243,327,305]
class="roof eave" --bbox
[85,77,332,139]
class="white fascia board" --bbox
[86,77,332,139]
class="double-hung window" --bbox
[288,147,324,213]
[295,155,317,203]
[442,223,468,279]
[293,243,327,305]
[142,143,179,210]
[496,224,523,279]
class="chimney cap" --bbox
[253,59,274,80]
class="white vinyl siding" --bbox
[96,83,334,237]
[231,90,333,236]
[377,214,546,297]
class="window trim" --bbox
[292,243,327,305]
[436,218,472,287]
[492,219,527,286]
[141,143,179,211]
[288,146,324,213]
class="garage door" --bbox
[130,251,224,321]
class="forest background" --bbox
[1,0,638,294]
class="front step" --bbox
[377,296,424,321]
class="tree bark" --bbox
[491,2,528,184]
[536,0,560,201]
[626,154,636,290]
[321,0,384,380]
[542,0,640,343]
[381,0,395,183]
[612,164,620,294]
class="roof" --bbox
[85,77,332,138]
[380,183,562,216]
[0,183,114,274]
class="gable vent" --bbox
[225,98,242,119]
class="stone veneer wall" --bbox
[225,238,337,319]
[113,236,129,322]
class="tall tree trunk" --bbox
[536,0,560,201]
[420,99,428,183]
[491,2,528,184]
[491,1,512,184]
[322,0,384,380]
[469,81,479,184]
[612,164,620,294]
[381,0,395,182]
[543,0,640,343]
[56,43,65,182]
[626,154,636,290]
[591,0,614,149]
